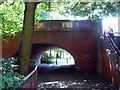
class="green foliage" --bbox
[0,1,24,39]
[40,11,52,20]
[35,2,58,23]
[54,48,64,53]
[41,53,55,64]
[41,48,64,64]
[1,1,120,39]
[35,2,52,23]
[35,2,68,22]
[0,57,24,89]
[35,2,120,22]
[64,2,120,21]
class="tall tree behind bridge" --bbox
[62,2,120,21]
[18,1,120,75]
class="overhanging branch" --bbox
[9,0,16,6]
[71,2,79,10]
[0,0,7,5]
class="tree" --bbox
[35,2,120,21]
[1,1,120,75]
[19,2,38,75]
[0,1,24,40]
[0,0,40,77]
[62,2,120,21]
[19,2,120,75]
[35,2,64,22]
[1,58,24,89]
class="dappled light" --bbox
[38,80,113,89]
[37,73,115,89]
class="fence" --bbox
[104,34,120,75]
[19,65,38,89]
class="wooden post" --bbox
[56,53,58,65]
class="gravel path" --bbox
[37,65,120,89]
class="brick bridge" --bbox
[30,20,102,73]
[31,30,98,73]
[2,20,120,85]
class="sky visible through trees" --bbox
[1,1,120,38]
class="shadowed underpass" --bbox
[37,65,119,89]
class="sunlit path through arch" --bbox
[39,47,75,66]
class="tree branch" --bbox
[0,0,7,5]
[71,2,79,10]
[48,2,50,11]
[9,0,16,6]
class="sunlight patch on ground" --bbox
[38,80,114,89]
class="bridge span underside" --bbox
[31,30,98,73]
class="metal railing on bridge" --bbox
[18,65,38,89]
[103,33,120,75]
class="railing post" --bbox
[19,66,38,89]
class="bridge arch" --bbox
[30,43,76,66]
[31,30,98,73]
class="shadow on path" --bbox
[37,65,119,89]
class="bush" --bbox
[0,1,24,40]
[41,53,55,64]
[0,57,24,89]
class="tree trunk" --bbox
[19,2,37,75]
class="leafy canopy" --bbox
[35,2,64,22]
[35,2,120,21]
[62,2,120,20]
[0,1,24,39]
[1,1,120,39]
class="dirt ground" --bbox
[37,65,120,89]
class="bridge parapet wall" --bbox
[35,20,101,33]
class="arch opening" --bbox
[40,47,75,66]
[30,43,76,73]
[30,43,75,68]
